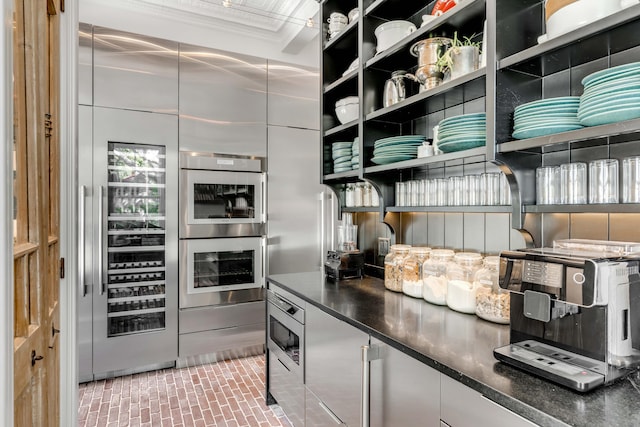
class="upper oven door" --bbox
[180,169,265,238]
[180,237,264,309]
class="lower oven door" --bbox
[179,237,264,309]
[267,298,304,381]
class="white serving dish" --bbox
[335,96,359,124]
[374,20,417,53]
[541,0,622,42]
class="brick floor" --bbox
[78,355,292,427]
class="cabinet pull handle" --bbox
[318,400,344,425]
[78,185,86,297]
[98,185,104,295]
[361,345,370,427]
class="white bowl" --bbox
[335,96,359,108]
[342,58,359,76]
[374,20,417,53]
[348,8,359,23]
[545,0,621,39]
[335,97,359,124]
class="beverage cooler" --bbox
[79,107,178,381]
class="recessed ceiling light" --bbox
[306,18,314,27]
[222,0,231,8]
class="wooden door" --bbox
[12,0,62,425]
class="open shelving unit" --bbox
[320,0,640,247]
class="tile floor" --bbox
[78,355,292,427]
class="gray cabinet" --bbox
[305,387,346,427]
[267,60,319,130]
[269,352,305,427]
[93,26,179,113]
[440,374,536,427]
[178,43,267,156]
[266,126,326,275]
[305,304,368,426]
[370,337,441,427]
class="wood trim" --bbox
[12,0,28,245]
[13,256,28,338]
[13,242,38,258]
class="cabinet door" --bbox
[370,337,441,427]
[306,387,346,427]
[441,374,537,427]
[305,304,369,426]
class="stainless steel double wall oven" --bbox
[178,152,266,361]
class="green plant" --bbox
[436,31,481,71]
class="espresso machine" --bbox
[494,239,640,392]
[324,213,364,281]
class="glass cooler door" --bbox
[106,142,167,336]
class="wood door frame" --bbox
[1,0,78,426]
[58,1,79,425]
[2,0,16,425]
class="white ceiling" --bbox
[102,0,321,56]
[80,0,321,65]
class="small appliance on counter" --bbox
[325,250,365,281]
[324,213,364,281]
[494,239,640,392]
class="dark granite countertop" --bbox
[267,271,640,427]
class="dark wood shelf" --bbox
[498,6,640,76]
[523,204,640,214]
[365,68,486,123]
[387,205,511,213]
[324,120,358,137]
[324,70,358,94]
[323,170,360,182]
[323,20,358,52]
[364,147,486,173]
[364,0,486,72]
[497,117,640,154]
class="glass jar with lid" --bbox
[422,249,455,305]
[345,184,355,207]
[384,244,411,292]
[402,247,431,298]
[446,252,483,313]
[475,256,510,324]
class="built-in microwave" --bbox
[179,237,264,309]
[179,152,265,238]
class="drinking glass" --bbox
[448,176,464,206]
[589,159,619,204]
[434,178,448,206]
[622,156,640,203]
[396,182,406,206]
[536,166,561,205]
[481,173,501,206]
[500,172,512,206]
[560,163,587,204]
[463,175,481,205]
